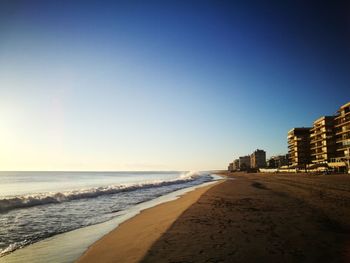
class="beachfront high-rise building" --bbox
[288,128,311,166]
[286,101,350,173]
[310,116,336,163]
[228,162,234,172]
[239,156,251,170]
[250,149,266,168]
[267,155,289,168]
[233,159,240,170]
[334,102,350,169]
[228,159,240,172]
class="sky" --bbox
[0,0,349,171]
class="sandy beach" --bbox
[78,172,350,263]
[76,182,222,263]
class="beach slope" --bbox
[77,182,221,263]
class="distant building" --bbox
[233,159,240,170]
[286,101,350,173]
[335,102,350,158]
[288,127,311,166]
[310,116,336,163]
[332,102,350,172]
[250,149,266,168]
[267,158,276,168]
[228,162,234,172]
[239,155,251,170]
[267,154,288,168]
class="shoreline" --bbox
[0,177,221,263]
[76,180,223,263]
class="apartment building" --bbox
[286,102,350,172]
[228,162,234,172]
[310,116,336,163]
[233,159,240,170]
[288,128,311,166]
[239,155,251,170]
[267,154,289,168]
[227,159,240,172]
[334,102,350,167]
[250,149,266,168]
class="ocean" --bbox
[0,171,216,261]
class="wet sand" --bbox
[78,172,350,263]
[76,182,222,263]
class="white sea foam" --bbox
[0,241,29,257]
[0,175,217,260]
[0,171,202,213]
[0,171,214,258]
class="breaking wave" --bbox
[0,171,206,213]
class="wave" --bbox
[0,171,208,213]
[0,241,30,257]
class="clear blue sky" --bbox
[0,0,349,171]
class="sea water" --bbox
[0,171,214,259]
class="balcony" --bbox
[335,116,350,127]
[310,143,322,150]
[310,136,326,144]
[336,134,350,143]
[336,126,350,135]
[337,146,350,151]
